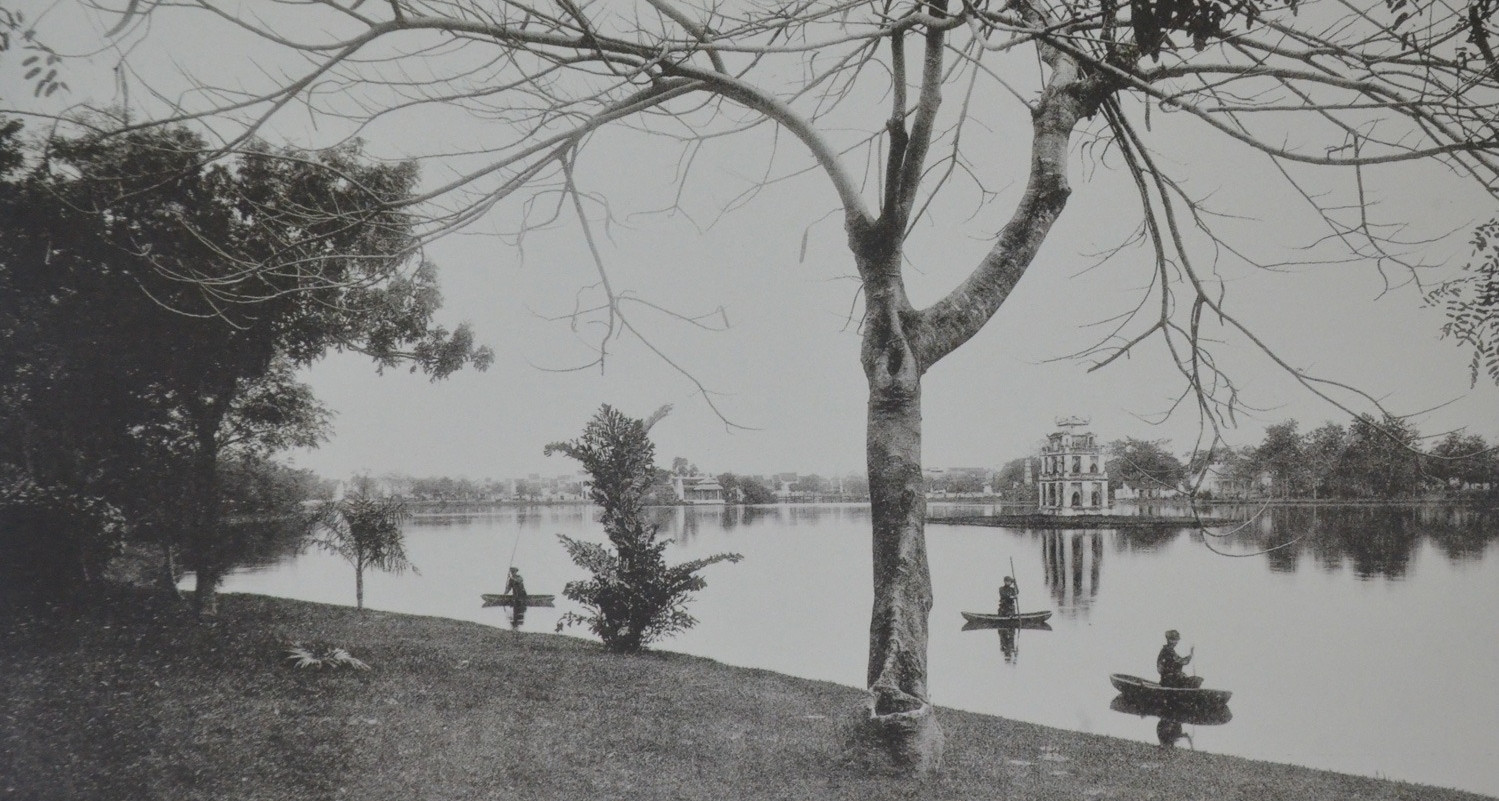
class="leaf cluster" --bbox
[1432,218,1499,387]
[315,493,416,576]
[0,7,66,98]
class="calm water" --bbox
[219,502,1499,797]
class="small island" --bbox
[928,512,1236,529]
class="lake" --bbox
[217,502,1499,797]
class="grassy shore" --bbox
[1,590,1486,801]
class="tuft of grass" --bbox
[2,587,1491,801]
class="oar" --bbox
[504,530,522,576]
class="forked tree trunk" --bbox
[850,43,1101,772]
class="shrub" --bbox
[546,405,741,653]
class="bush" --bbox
[546,405,741,653]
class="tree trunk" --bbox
[355,557,365,610]
[188,399,227,619]
[159,543,183,599]
[852,240,944,773]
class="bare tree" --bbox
[27,0,1499,771]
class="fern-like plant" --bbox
[546,405,742,653]
[283,642,371,670]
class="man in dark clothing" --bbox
[998,576,1019,617]
[1157,629,1203,688]
[504,567,527,599]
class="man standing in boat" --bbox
[1157,629,1203,688]
[998,575,1019,617]
[504,567,528,600]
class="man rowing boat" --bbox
[1157,629,1204,688]
[997,575,1019,617]
[504,567,527,599]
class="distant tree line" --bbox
[1106,416,1499,501]
[0,119,489,613]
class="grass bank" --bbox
[1,590,1485,801]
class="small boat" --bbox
[481,593,556,607]
[959,610,1053,627]
[1109,673,1231,706]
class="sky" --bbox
[6,2,1499,482]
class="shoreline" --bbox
[2,589,1490,800]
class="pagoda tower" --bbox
[1037,416,1111,515]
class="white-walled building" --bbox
[1037,416,1112,515]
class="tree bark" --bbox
[158,543,183,599]
[853,235,944,772]
[188,394,228,619]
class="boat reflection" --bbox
[480,594,556,630]
[960,619,1053,632]
[961,619,1052,664]
[1109,695,1233,747]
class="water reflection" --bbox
[1109,695,1233,749]
[1039,531,1103,616]
[999,628,1017,663]
[1204,505,1499,580]
[960,619,1052,665]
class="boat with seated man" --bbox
[959,610,1053,628]
[481,593,556,607]
[1109,673,1231,706]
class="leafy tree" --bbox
[215,454,328,574]
[792,474,830,496]
[1340,415,1425,499]
[56,0,1499,766]
[989,458,1031,504]
[546,405,741,653]
[512,479,541,501]
[1303,423,1350,500]
[1107,439,1186,496]
[1425,431,1496,490]
[1251,421,1308,499]
[840,473,872,501]
[1,121,491,614]
[315,488,416,610]
[716,473,777,505]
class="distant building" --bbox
[1038,416,1111,515]
[1186,461,1264,499]
[673,475,726,505]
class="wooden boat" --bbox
[1109,673,1231,706]
[959,610,1053,627]
[481,593,556,607]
